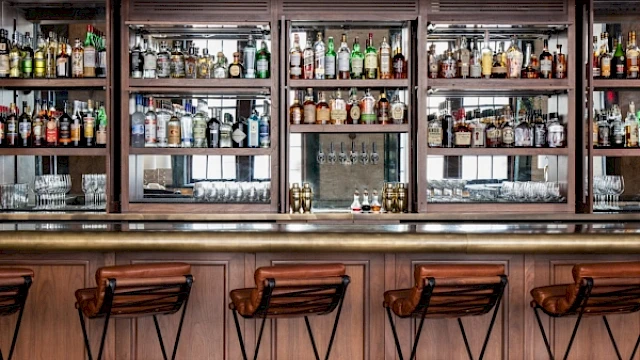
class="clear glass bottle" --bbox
[315,91,330,125]
[45,32,57,78]
[289,90,303,125]
[350,189,362,212]
[290,34,302,79]
[170,40,185,78]
[193,100,209,148]
[347,87,360,124]
[9,32,21,78]
[256,40,270,79]
[325,36,336,80]
[610,104,625,148]
[379,36,392,79]
[506,36,523,79]
[390,91,406,124]
[21,32,33,78]
[243,34,256,78]
[314,32,325,80]
[337,34,350,80]
[364,33,378,79]
[471,110,485,147]
[459,36,471,79]
[547,113,565,148]
[143,37,157,79]
[303,38,314,80]
[627,31,639,79]
[360,88,376,124]
[72,38,84,78]
[144,97,157,148]
[441,47,457,79]
[213,52,228,79]
[156,41,171,78]
[481,31,493,79]
[377,92,390,124]
[181,103,193,148]
[228,52,243,78]
[156,100,170,147]
[514,110,532,147]
[197,48,211,79]
[491,42,507,78]
[131,94,145,148]
[350,37,364,80]
[34,34,45,78]
[330,89,347,125]
[184,45,197,79]
[428,44,439,79]
[533,111,547,148]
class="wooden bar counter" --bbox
[0,217,638,359]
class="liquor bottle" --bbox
[364,33,378,79]
[485,111,500,148]
[470,39,482,78]
[379,36,392,79]
[243,34,257,79]
[130,95,145,148]
[155,100,169,147]
[213,52,228,78]
[45,32,57,78]
[532,111,547,148]
[514,110,532,147]
[259,105,270,148]
[610,104,625,148]
[231,114,246,148]
[501,106,515,148]
[593,35,601,78]
[597,110,610,147]
[613,34,626,79]
[32,102,44,147]
[491,42,507,78]
[246,110,260,148]
[314,32,326,80]
[547,113,565,148]
[324,36,336,80]
[95,101,107,147]
[9,32,20,78]
[393,34,407,79]
[350,37,364,79]
[302,88,316,124]
[360,88,376,124]
[156,41,171,78]
[390,91,406,124]
[143,37,157,79]
[82,26,95,77]
[197,48,211,79]
[144,97,157,148]
[44,102,57,147]
[228,52,244,78]
[130,34,143,79]
[442,111,454,148]
[454,112,471,148]
[539,39,553,79]
[315,91,330,125]
[83,100,96,147]
[628,31,639,79]
[5,104,17,147]
[0,30,10,78]
[56,38,70,78]
[427,114,443,148]
[458,36,471,79]
[600,33,612,79]
[184,46,197,79]
[330,89,347,125]
[193,101,208,148]
[96,35,107,78]
[290,34,302,79]
[0,107,5,146]
[521,43,538,78]
[377,92,390,124]
[506,36,523,79]
[471,110,485,148]
[71,101,82,147]
[34,34,45,78]
[555,44,567,79]
[181,103,193,148]
[170,41,185,78]
[303,38,314,80]
[350,189,362,213]
[371,190,382,213]
[208,108,221,148]
[18,102,31,147]
[290,90,303,125]
[167,106,181,148]
[256,40,270,79]
[218,113,232,148]
[481,31,493,79]
[21,32,33,78]
[337,34,350,80]
[58,102,72,146]
[441,47,456,79]
[347,87,360,124]
[361,189,371,212]
[71,38,84,78]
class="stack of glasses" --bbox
[193,181,271,204]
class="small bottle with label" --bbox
[377,92,390,124]
[539,39,554,79]
[453,111,471,148]
[390,91,406,125]
[427,114,443,148]
[315,91,330,125]
[228,52,244,79]
[289,91,303,125]
[501,106,515,148]
[360,89,376,124]
[330,89,347,125]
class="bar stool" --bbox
[229,263,350,360]
[74,263,193,360]
[0,268,33,360]
[384,264,508,360]
[531,261,640,360]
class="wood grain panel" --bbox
[255,253,385,360]
[0,253,112,360]
[114,253,245,360]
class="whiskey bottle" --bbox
[347,87,360,124]
[514,110,532,147]
[325,36,336,80]
[351,37,364,79]
[600,33,612,79]
[533,111,547,148]
[243,34,257,79]
[314,33,325,80]
[290,91,303,125]
[197,48,211,79]
[34,34,45,78]
[521,43,538,79]
[130,34,143,79]
[184,46,197,79]
[470,38,482,78]
[613,34,626,79]
[624,103,639,147]
[56,38,70,78]
[390,91,406,124]
[303,88,316,124]
[501,106,515,148]
[18,102,31,147]
[143,37,157,79]
[459,36,471,79]
[5,104,17,147]
[256,40,270,79]
[627,31,639,79]
[453,112,471,148]
[144,97,157,148]
[290,34,302,79]
[427,114,443,148]
[83,26,96,78]
[84,100,96,147]
[441,47,456,79]
[330,89,347,125]
[360,88,376,124]
[22,32,33,78]
[58,102,72,146]
[156,41,171,78]
[315,91,330,125]
[481,31,493,79]
[228,52,244,78]
[9,32,21,78]
[555,44,567,79]
[364,33,378,79]
[379,36,392,79]
[485,111,500,148]
[337,34,350,80]
[547,113,565,148]
[44,102,57,147]
[392,34,406,79]
[31,102,44,147]
[491,42,507,78]
[72,38,84,78]
[610,106,624,147]
[303,38,314,80]
[377,92,390,124]
[593,36,601,78]
[428,44,439,79]
[0,30,10,78]
[170,41,185,78]
[539,40,553,79]
[506,36,523,79]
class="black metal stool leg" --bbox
[170,292,191,360]
[78,308,94,360]
[153,315,169,360]
[7,303,26,360]
[562,310,585,360]
[0,348,4,360]
[304,316,321,360]
[602,316,623,360]
[533,307,555,360]
[253,315,268,360]
[408,307,428,360]
[630,334,640,360]
[232,310,249,360]
[478,287,505,360]
[324,284,349,360]
[385,307,404,360]
[457,318,474,360]
[96,311,112,360]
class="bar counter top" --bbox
[2,220,640,253]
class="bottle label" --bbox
[472,128,484,147]
[598,125,610,146]
[507,53,522,78]
[629,57,639,73]
[132,124,144,136]
[290,53,301,67]
[84,48,96,68]
[314,53,325,78]
[351,58,363,77]
[428,128,443,146]
[259,120,269,148]
[455,132,471,146]
[99,52,107,76]
[171,57,185,76]
[96,129,107,145]
[303,104,316,124]
[59,122,70,141]
[350,105,361,121]
[185,61,197,78]
[429,58,439,78]
[291,109,302,124]
[548,127,565,148]
[303,52,314,77]
[57,58,68,76]
[70,122,80,142]
[157,56,171,77]
[193,124,206,143]
[486,129,499,142]
[32,123,42,139]
[229,66,240,77]
[156,116,168,142]
[502,128,515,144]
[541,59,552,74]
[10,54,20,71]
[71,53,83,76]
[22,56,33,75]
[391,106,404,123]
[46,121,57,143]
[534,126,547,146]
[257,59,269,72]
[482,53,493,76]
[325,56,335,77]
[515,127,531,147]
[441,60,456,78]
[0,54,10,75]
[168,124,181,145]
[365,53,377,71]
[232,128,246,145]
[601,58,611,77]
[7,121,15,134]
[338,53,349,72]
[34,55,45,77]
[316,108,330,124]
[380,54,390,75]
[145,117,156,144]
[460,52,471,78]
[616,59,625,76]
[470,64,482,78]
[555,61,565,78]
[593,65,601,78]
[1,122,6,139]
[144,53,156,71]
[361,100,376,123]
[378,107,389,123]
[613,124,625,145]
[19,122,31,138]
[331,109,347,123]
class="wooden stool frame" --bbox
[0,275,32,360]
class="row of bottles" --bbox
[428,32,567,79]
[593,32,640,79]
[130,95,270,149]
[428,106,565,148]
[130,35,270,79]
[593,102,640,148]
[350,183,408,213]
[289,32,407,80]
[0,99,108,147]
[290,88,406,125]
[0,26,107,79]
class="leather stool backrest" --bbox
[0,268,33,317]
[251,264,349,317]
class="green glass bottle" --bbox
[364,33,378,79]
[256,40,270,79]
[614,34,626,79]
[325,36,336,80]
[350,36,364,79]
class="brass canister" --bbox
[397,183,408,213]
[302,183,313,213]
[290,183,302,214]
[384,183,397,213]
